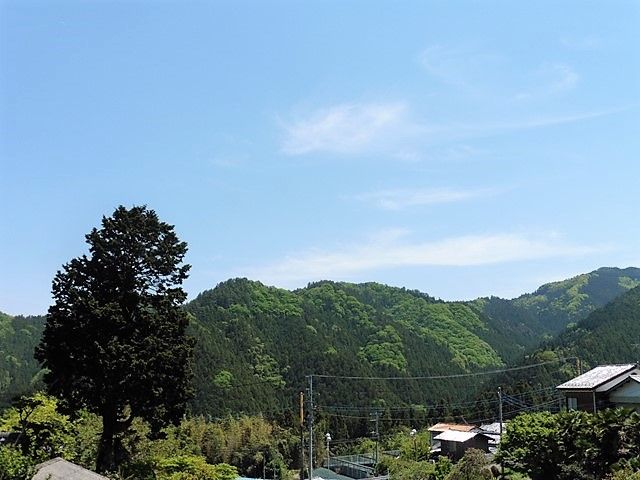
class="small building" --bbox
[608,374,640,409]
[478,422,506,453]
[432,430,491,461]
[312,467,361,480]
[556,364,640,413]
[32,457,110,480]
[427,423,476,434]
[427,423,477,452]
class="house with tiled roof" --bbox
[556,363,640,412]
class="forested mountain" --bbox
[0,312,45,405]
[482,284,640,421]
[537,284,640,368]
[185,268,640,418]
[2,267,639,417]
[187,279,508,419]
[471,267,640,340]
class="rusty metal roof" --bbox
[428,422,476,432]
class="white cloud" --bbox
[515,63,580,100]
[280,102,411,155]
[278,97,629,157]
[354,187,495,210]
[242,231,601,287]
[547,63,580,92]
[418,45,504,90]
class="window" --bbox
[567,397,578,410]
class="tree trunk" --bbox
[96,408,117,473]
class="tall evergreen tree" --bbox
[35,205,193,472]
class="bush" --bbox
[155,455,237,480]
[445,449,491,480]
[0,446,35,480]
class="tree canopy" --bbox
[35,205,194,472]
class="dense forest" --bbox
[2,267,640,478]
[2,267,639,418]
[0,312,44,406]
[532,284,640,369]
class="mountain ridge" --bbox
[1,266,638,414]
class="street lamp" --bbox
[410,428,417,461]
[325,433,332,469]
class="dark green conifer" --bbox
[35,205,193,472]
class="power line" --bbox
[317,385,559,413]
[311,357,576,381]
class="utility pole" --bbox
[370,410,380,465]
[325,433,332,469]
[300,392,305,480]
[632,344,640,366]
[307,375,314,480]
[498,387,504,478]
[577,357,582,376]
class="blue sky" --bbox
[1,0,639,315]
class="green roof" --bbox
[312,467,357,480]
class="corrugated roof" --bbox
[479,422,505,434]
[32,458,109,480]
[433,430,479,442]
[557,364,637,390]
[312,467,357,480]
[428,422,476,432]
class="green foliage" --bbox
[212,370,234,389]
[445,449,491,480]
[359,325,408,371]
[510,267,640,334]
[0,312,45,407]
[387,459,439,480]
[608,466,640,480]
[119,414,296,480]
[4,266,640,446]
[0,393,77,462]
[155,455,237,480]
[35,205,194,472]
[383,455,451,480]
[385,429,431,461]
[0,446,35,480]
[187,278,514,421]
[498,409,640,480]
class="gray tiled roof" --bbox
[32,458,109,480]
[557,364,637,390]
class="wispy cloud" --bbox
[280,102,410,155]
[417,45,503,93]
[515,63,580,100]
[419,45,579,101]
[547,63,580,92]
[242,231,602,287]
[353,187,496,210]
[279,99,630,157]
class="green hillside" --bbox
[186,279,511,417]
[540,284,640,368]
[0,312,45,405]
[2,266,639,416]
[485,284,640,419]
[471,267,640,340]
